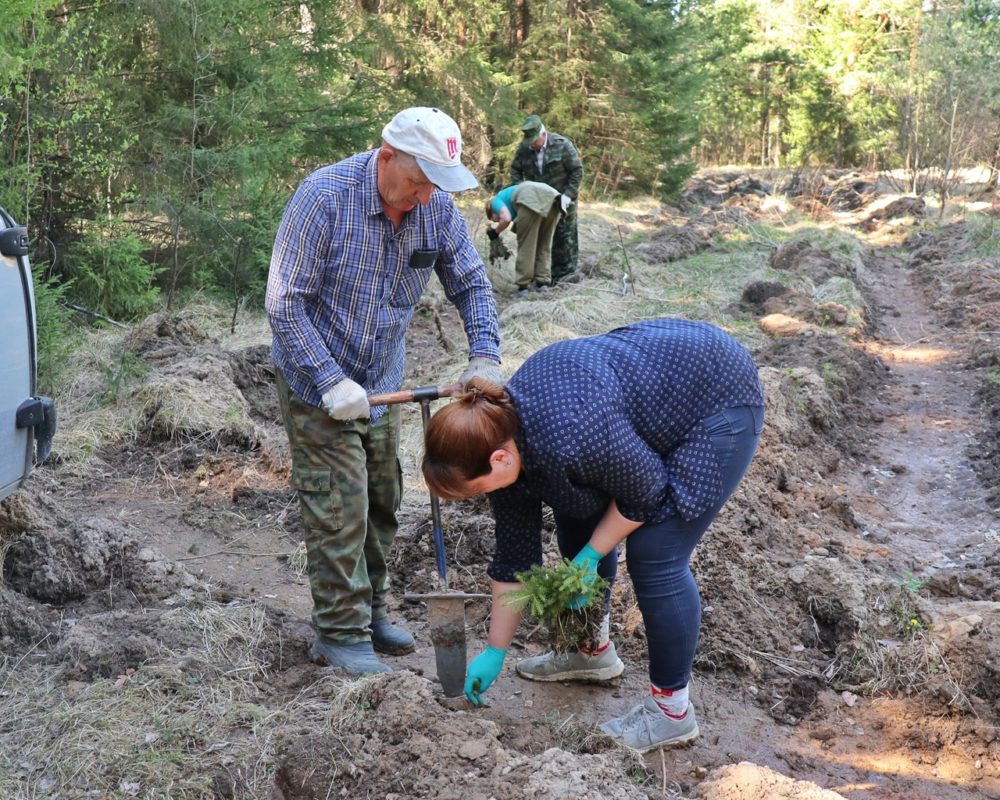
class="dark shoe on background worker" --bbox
[554,270,580,285]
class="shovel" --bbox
[368,382,489,697]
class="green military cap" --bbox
[520,114,543,140]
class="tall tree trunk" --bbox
[510,0,528,49]
[988,126,1000,191]
[902,1,924,193]
[759,65,771,168]
[938,93,959,219]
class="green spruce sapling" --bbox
[505,559,609,652]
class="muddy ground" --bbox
[1,171,999,799]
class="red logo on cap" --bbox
[446,137,458,160]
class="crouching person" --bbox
[485,181,566,294]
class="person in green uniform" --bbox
[508,115,583,283]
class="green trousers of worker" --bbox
[511,181,562,288]
[513,205,560,288]
[276,371,402,646]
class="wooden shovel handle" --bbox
[368,382,464,407]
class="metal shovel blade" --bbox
[426,593,471,697]
[407,591,485,697]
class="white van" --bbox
[0,207,56,502]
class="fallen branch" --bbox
[177,549,289,561]
[60,301,129,329]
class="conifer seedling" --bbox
[505,559,609,652]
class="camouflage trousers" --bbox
[551,206,579,282]
[276,370,402,646]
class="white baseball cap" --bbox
[381,107,479,193]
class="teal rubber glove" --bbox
[465,645,506,705]
[568,542,603,610]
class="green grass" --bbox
[968,215,1000,260]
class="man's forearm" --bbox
[267,298,345,395]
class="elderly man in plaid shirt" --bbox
[266,107,502,675]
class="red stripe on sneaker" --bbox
[653,700,688,720]
[580,640,610,656]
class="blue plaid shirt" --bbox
[266,149,500,421]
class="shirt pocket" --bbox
[291,465,344,530]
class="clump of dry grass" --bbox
[825,582,969,709]
[169,295,271,350]
[0,492,45,556]
[325,672,385,730]
[836,631,977,720]
[0,598,350,799]
[128,374,258,447]
[286,540,308,578]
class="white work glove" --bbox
[560,193,573,213]
[460,357,504,389]
[321,378,370,421]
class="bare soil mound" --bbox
[779,170,879,212]
[274,671,663,800]
[681,173,772,208]
[117,311,278,448]
[696,762,848,800]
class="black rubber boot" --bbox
[309,639,391,674]
[371,617,415,655]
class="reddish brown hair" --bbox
[422,378,519,499]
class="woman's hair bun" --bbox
[460,377,508,405]
[462,385,484,403]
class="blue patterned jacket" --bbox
[488,318,764,581]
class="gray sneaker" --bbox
[515,642,624,682]
[600,697,699,752]
[371,616,415,655]
[309,639,391,675]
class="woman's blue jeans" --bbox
[555,405,764,690]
